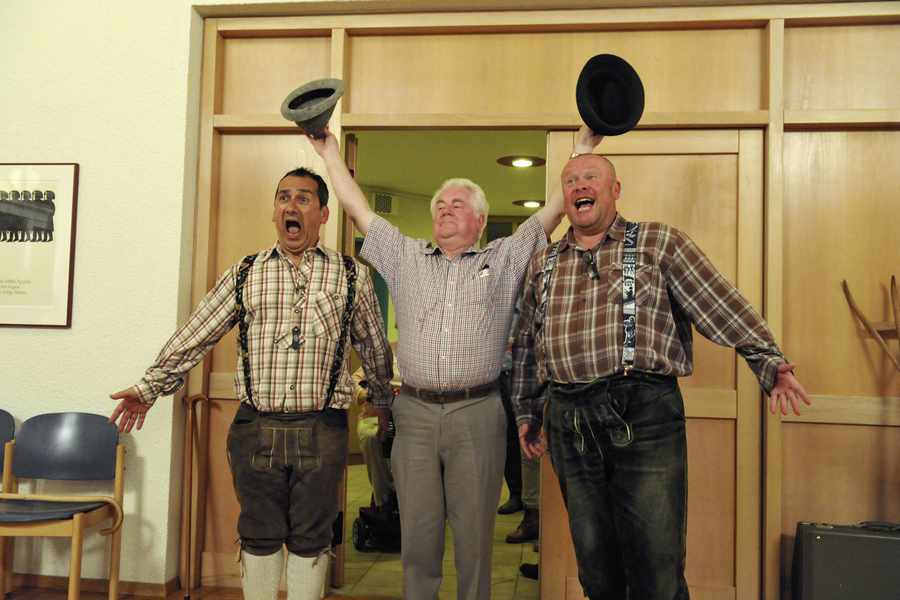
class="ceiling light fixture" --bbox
[497,155,546,168]
[513,199,545,209]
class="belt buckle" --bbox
[623,366,632,376]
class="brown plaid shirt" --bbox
[511,214,786,425]
[135,242,393,411]
[361,215,546,390]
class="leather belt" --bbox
[401,380,499,404]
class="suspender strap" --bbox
[535,240,562,330]
[233,253,357,412]
[322,255,357,411]
[234,254,258,408]
[621,222,639,373]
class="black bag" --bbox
[792,521,900,600]
[352,504,401,553]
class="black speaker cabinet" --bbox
[792,521,900,600]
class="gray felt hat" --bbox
[280,78,345,137]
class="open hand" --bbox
[768,363,812,416]
[109,387,149,433]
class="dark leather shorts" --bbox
[226,403,348,556]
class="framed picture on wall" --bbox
[0,163,79,327]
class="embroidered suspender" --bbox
[621,222,639,374]
[534,240,562,331]
[233,253,357,411]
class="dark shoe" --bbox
[506,508,539,543]
[497,495,523,515]
[519,563,538,580]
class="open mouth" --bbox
[285,218,302,235]
[574,197,595,212]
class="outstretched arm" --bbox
[534,124,604,236]
[307,128,375,235]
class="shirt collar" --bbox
[558,213,627,251]
[264,241,327,262]
[422,241,485,256]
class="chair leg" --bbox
[108,517,123,600]
[68,513,85,600]
[0,535,6,596]
[3,537,12,594]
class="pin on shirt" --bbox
[478,264,491,279]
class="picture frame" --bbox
[0,163,79,327]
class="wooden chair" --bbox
[0,412,125,600]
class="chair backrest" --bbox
[0,409,14,467]
[13,412,118,480]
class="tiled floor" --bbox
[340,464,539,600]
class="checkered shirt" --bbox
[361,215,546,390]
[511,214,786,425]
[135,242,394,411]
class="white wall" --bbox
[0,0,209,585]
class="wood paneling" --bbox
[221,36,331,115]
[785,24,900,111]
[348,29,762,115]
[783,131,900,395]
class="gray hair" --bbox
[429,178,489,219]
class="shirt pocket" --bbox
[604,262,656,306]
[309,291,347,340]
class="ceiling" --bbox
[354,129,548,217]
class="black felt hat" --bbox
[280,78,345,138]
[576,54,644,136]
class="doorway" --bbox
[341,128,547,599]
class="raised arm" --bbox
[307,129,375,235]
[534,124,605,236]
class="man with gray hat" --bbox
[310,126,600,600]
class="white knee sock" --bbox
[241,550,283,600]
[286,551,329,600]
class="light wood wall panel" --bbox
[347,29,763,115]
[783,131,900,396]
[784,24,900,111]
[221,36,331,114]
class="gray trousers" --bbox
[391,390,506,600]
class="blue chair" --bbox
[0,412,125,600]
[0,409,13,466]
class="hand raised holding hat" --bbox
[573,124,604,156]
[307,126,339,159]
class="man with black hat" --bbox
[309,125,601,600]
[510,149,811,599]
[108,166,393,600]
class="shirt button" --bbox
[293,326,300,333]
[294,308,300,314]
[289,384,295,390]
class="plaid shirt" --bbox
[135,242,393,411]
[361,215,546,390]
[511,214,786,425]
